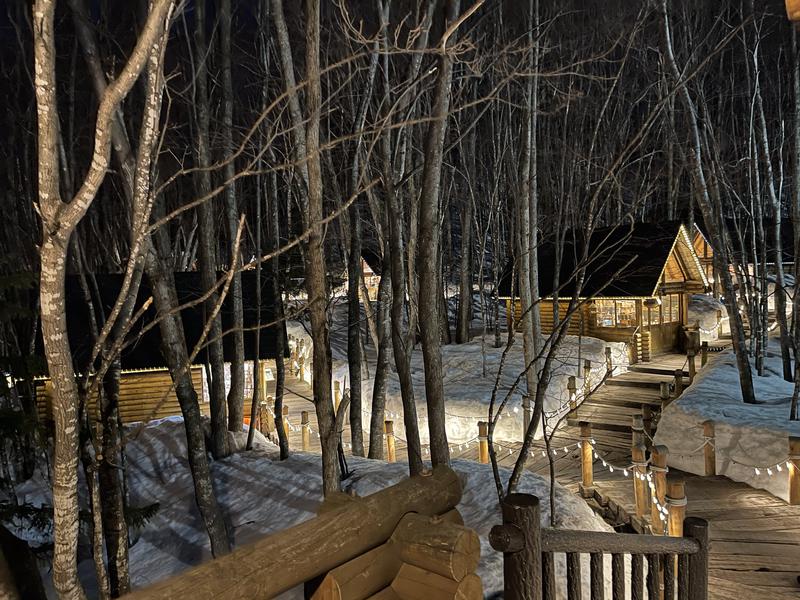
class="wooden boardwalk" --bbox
[265,348,800,599]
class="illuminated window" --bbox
[595,299,638,328]
[595,300,616,327]
[659,294,681,323]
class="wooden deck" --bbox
[266,348,800,599]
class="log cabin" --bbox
[32,270,286,425]
[499,222,709,361]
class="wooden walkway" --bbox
[265,348,800,599]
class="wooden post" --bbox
[478,422,489,464]
[567,376,577,418]
[488,493,542,600]
[666,477,686,538]
[282,404,290,438]
[789,436,800,505]
[302,411,311,451]
[701,341,709,367]
[687,349,696,384]
[673,368,683,397]
[641,406,653,447]
[583,360,592,399]
[660,381,670,408]
[650,445,669,535]
[684,517,709,600]
[385,420,396,463]
[631,414,645,448]
[632,443,650,519]
[580,422,593,498]
[298,355,306,381]
[334,380,341,413]
[702,421,716,476]
[605,347,613,376]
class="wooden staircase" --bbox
[567,354,688,433]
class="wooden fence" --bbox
[490,494,708,600]
[124,466,482,600]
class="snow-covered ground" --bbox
[655,339,800,501]
[13,417,614,599]
[287,301,629,443]
[688,293,728,342]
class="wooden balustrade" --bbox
[673,369,684,397]
[490,493,708,600]
[687,349,696,384]
[700,341,708,367]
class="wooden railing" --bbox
[124,466,482,600]
[490,494,708,600]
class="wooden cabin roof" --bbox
[695,217,794,265]
[31,270,286,375]
[498,222,707,299]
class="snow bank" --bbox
[15,417,615,599]
[287,314,628,443]
[688,294,727,342]
[654,341,800,501]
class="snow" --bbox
[287,307,629,443]
[15,417,614,599]
[688,294,727,342]
[654,340,800,501]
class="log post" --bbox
[666,477,686,538]
[650,445,669,535]
[789,436,800,505]
[385,420,396,463]
[298,355,306,381]
[702,421,716,476]
[579,422,593,498]
[334,380,341,413]
[632,414,646,448]
[632,443,650,519]
[302,411,311,451]
[684,517,709,600]
[660,381,670,408]
[687,349,696,384]
[673,368,683,397]
[701,341,708,367]
[642,406,653,448]
[478,422,489,464]
[489,493,542,600]
[282,405,290,440]
[583,360,592,399]
[567,376,577,418]
[605,347,613,376]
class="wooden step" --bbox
[606,376,666,390]
[568,403,644,432]
[589,392,663,409]
[628,365,689,378]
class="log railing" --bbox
[490,494,708,600]
[124,466,482,600]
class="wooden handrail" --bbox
[125,466,462,599]
[541,528,699,555]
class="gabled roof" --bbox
[694,217,795,265]
[32,270,286,375]
[498,221,706,299]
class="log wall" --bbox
[35,366,207,424]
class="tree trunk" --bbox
[368,263,391,460]
[194,0,229,458]
[220,0,246,431]
[304,0,339,494]
[456,194,473,344]
[347,206,364,456]
[417,0,462,466]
